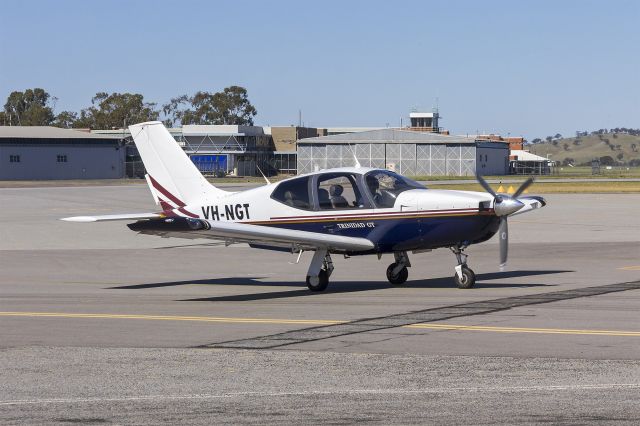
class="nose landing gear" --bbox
[450,246,476,289]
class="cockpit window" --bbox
[271,176,312,209]
[365,170,426,208]
[316,173,366,210]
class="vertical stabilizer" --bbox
[129,121,227,207]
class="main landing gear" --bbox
[450,245,476,289]
[386,251,411,285]
[306,249,334,292]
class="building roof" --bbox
[297,128,478,144]
[510,150,549,162]
[0,126,122,140]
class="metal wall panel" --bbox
[416,144,431,175]
[370,144,385,168]
[431,144,446,175]
[385,144,401,173]
[0,144,125,180]
[400,144,416,176]
[446,145,461,175]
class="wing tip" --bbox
[60,216,96,222]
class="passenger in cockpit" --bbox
[329,185,349,208]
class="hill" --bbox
[526,133,640,166]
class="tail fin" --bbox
[129,121,228,207]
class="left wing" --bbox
[128,217,375,252]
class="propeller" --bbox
[475,175,534,269]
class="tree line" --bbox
[0,86,258,129]
[529,128,640,145]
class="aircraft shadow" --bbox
[108,269,572,302]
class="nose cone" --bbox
[494,198,524,216]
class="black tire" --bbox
[454,266,476,289]
[386,263,409,285]
[306,269,329,292]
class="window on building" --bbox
[57,155,68,163]
[9,155,21,163]
[271,176,312,209]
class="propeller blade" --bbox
[513,177,534,198]
[475,174,497,198]
[499,217,508,269]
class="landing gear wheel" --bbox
[454,266,476,289]
[386,263,409,285]
[306,269,329,292]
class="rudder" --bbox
[129,121,227,207]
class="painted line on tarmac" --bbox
[619,265,640,271]
[0,312,342,326]
[2,311,640,337]
[405,323,640,337]
[3,384,640,406]
[208,280,640,349]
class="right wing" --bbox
[128,217,375,252]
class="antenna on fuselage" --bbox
[256,165,271,185]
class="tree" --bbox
[563,142,570,151]
[554,133,562,139]
[545,136,553,143]
[53,111,78,128]
[3,88,55,125]
[531,138,542,144]
[616,153,624,161]
[74,92,159,129]
[163,86,257,126]
[632,143,638,153]
[599,155,615,166]
[161,95,190,127]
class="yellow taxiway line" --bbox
[619,265,640,271]
[0,311,343,326]
[404,323,640,337]
[1,311,639,337]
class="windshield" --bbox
[364,170,426,208]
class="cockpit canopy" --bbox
[271,169,426,210]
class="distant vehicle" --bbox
[63,122,546,291]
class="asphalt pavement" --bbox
[1,185,639,424]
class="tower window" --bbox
[57,155,68,163]
[9,155,20,163]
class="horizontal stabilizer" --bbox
[61,213,162,222]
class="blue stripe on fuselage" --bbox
[260,214,500,253]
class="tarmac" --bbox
[1,184,640,424]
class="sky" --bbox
[0,0,638,139]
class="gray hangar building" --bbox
[296,128,509,176]
[0,126,125,180]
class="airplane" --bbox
[62,121,546,292]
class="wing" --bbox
[128,217,375,252]
[510,196,546,217]
[61,213,163,222]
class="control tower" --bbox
[409,109,440,133]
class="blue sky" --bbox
[0,0,638,139]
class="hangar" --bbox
[0,126,125,180]
[296,128,509,176]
